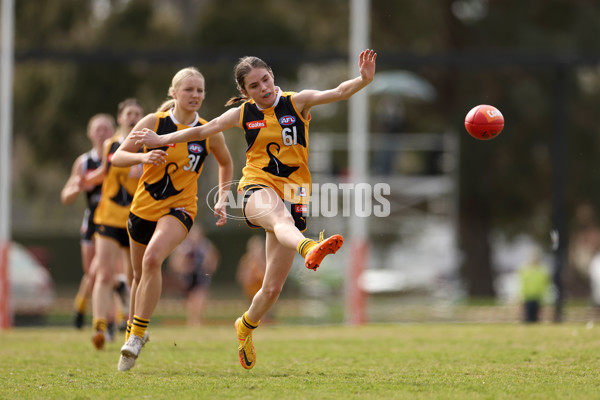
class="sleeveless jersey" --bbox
[130,109,211,222]
[237,90,311,204]
[94,135,139,228]
[81,149,103,213]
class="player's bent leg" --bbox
[73,242,95,329]
[91,236,119,350]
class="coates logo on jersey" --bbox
[295,204,308,213]
[279,115,296,126]
[188,143,204,154]
[246,120,267,130]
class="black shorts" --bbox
[127,210,194,246]
[80,208,97,243]
[242,185,307,232]
[95,225,130,248]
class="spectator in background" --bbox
[168,225,219,326]
[236,235,266,305]
[236,235,274,323]
[374,96,405,176]
[519,248,550,323]
[60,114,115,329]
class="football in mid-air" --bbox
[464,104,504,140]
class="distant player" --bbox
[85,99,144,350]
[60,114,115,329]
[236,235,266,304]
[168,225,219,326]
[237,235,273,322]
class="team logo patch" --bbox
[279,115,296,126]
[188,143,203,153]
[246,120,267,129]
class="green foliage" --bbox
[94,0,183,49]
[192,0,303,49]
[1,324,600,399]
[191,0,349,52]
[10,0,600,297]
[371,1,448,52]
[15,0,92,48]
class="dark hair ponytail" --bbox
[225,95,247,106]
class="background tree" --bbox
[9,0,600,299]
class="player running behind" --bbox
[60,114,114,329]
[111,67,233,371]
[82,99,144,349]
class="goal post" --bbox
[0,0,15,330]
[0,242,10,329]
[346,0,370,325]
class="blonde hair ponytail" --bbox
[156,99,176,112]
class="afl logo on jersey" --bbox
[188,143,203,154]
[279,116,296,126]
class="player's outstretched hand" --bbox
[359,49,377,83]
[130,128,163,148]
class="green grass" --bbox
[1,323,600,399]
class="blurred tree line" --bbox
[8,0,600,298]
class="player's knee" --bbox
[131,270,142,285]
[142,251,163,272]
[95,268,114,286]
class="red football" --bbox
[464,104,504,140]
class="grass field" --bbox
[1,322,600,399]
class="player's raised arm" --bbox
[81,137,111,188]
[130,107,241,148]
[293,49,377,114]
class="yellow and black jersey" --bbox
[81,149,103,212]
[94,136,139,228]
[237,90,311,204]
[130,109,210,222]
